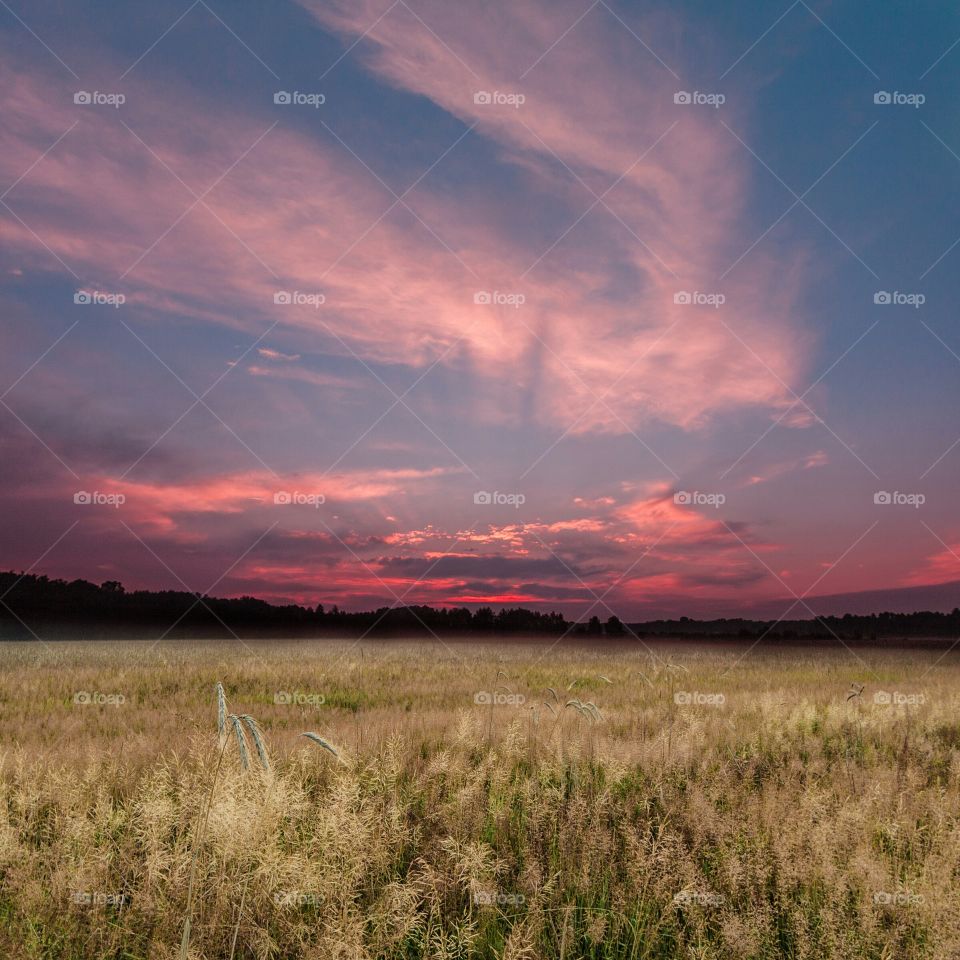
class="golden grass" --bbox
[0,638,957,958]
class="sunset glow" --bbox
[2,0,959,619]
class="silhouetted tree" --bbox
[473,607,495,630]
[3,570,955,643]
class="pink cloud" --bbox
[744,449,829,485]
[902,541,960,588]
[0,7,863,617]
[297,0,814,429]
[1,13,812,436]
[256,348,301,362]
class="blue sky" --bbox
[1,0,959,619]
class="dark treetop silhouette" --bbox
[2,572,959,643]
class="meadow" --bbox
[0,637,957,959]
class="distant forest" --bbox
[1,571,959,643]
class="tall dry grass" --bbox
[0,638,957,958]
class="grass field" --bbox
[0,638,957,959]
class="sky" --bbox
[1,0,959,621]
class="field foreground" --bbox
[0,638,957,959]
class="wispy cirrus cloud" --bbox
[0,5,811,437]
[298,0,814,432]
[4,0,942,619]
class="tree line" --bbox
[1,571,957,641]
